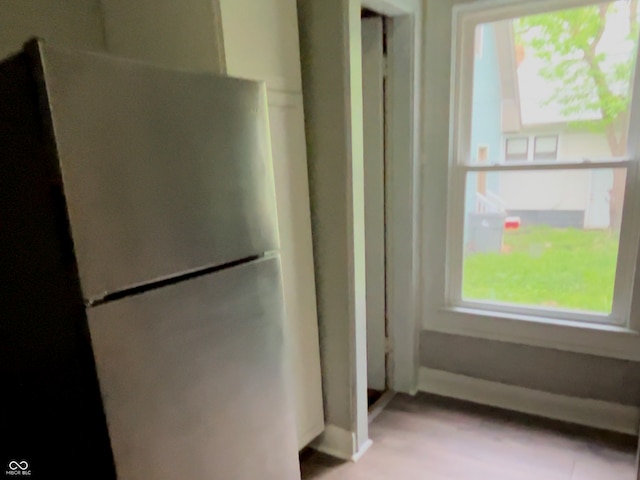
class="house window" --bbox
[505,137,529,161]
[449,0,640,326]
[533,135,559,161]
[477,145,489,163]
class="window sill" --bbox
[423,305,640,361]
[444,306,631,332]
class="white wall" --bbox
[100,0,224,72]
[499,170,591,211]
[219,0,301,91]
[0,0,106,59]
[219,0,325,450]
[0,1,225,73]
[560,131,612,159]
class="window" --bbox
[477,145,489,163]
[505,137,529,161]
[449,0,640,326]
[505,135,559,162]
[533,135,558,161]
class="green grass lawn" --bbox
[462,226,619,313]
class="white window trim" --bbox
[420,0,640,361]
[504,136,529,161]
[504,134,560,162]
[474,24,483,59]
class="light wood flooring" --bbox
[301,393,637,480]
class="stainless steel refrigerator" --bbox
[0,40,300,479]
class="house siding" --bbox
[470,24,502,164]
[466,24,502,215]
[499,130,614,225]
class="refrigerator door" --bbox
[32,42,279,302]
[87,256,300,480]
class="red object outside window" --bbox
[504,216,521,230]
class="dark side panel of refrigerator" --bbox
[0,50,116,479]
[0,41,300,480]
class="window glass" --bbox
[462,168,625,314]
[533,135,558,160]
[456,0,640,319]
[469,1,639,164]
[505,137,529,161]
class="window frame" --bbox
[474,24,484,59]
[504,136,529,161]
[533,134,559,161]
[446,0,640,328]
[476,144,489,164]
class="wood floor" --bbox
[301,393,637,480]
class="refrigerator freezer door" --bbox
[33,42,279,302]
[87,256,300,480]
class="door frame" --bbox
[361,13,387,395]
[295,0,422,460]
[361,0,422,396]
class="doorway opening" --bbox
[361,8,393,413]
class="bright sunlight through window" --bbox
[451,0,640,323]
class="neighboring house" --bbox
[501,128,613,229]
[464,22,503,252]
[466,22,502,221]
[468,22,614,232]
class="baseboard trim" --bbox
[298,419,327,451]
[418,367,640,435]
[351,439,373,462]
[311,424,373,462]
[368,390,396,423]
